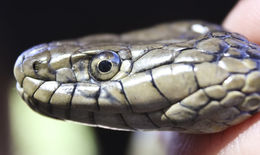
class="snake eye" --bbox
[90,51,121,81]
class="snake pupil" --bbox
[98,60,112,72]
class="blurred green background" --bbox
[9,83,98,155]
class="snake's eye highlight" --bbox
[90,51,121,81]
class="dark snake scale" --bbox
[14,21,260,133]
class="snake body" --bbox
[14,21,260,133]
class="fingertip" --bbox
[223,0,260,44]
[219,112,260,155]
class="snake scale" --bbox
[14,21,260,133]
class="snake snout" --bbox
[14,44,55,86]
[14,51,26,86]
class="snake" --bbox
[13,21,260,134]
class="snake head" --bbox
[13,37,138,131]
[13,21,260,133]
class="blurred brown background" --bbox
[0,0,237,155]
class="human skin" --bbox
[162,0,260,155]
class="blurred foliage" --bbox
[8,82,98,155]
[127,132,166,155]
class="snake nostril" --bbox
[32,61,41,73]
